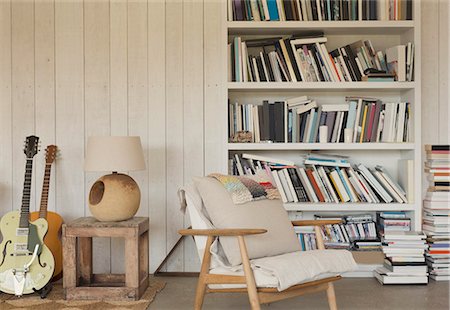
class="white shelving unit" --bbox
[228,20,415,35]
[228,143,415,151]
[225,3,422,234]
[229,82,416,90]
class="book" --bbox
[374,267,428,284]
[384,231,427,241]
[386,45,406,82]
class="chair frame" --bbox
[179,219,343,310]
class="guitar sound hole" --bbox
[0,240,12,266]
[89,181,105,205]
[38,255,47,268]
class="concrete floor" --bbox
[150,276,450,310]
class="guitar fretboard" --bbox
[39,163,52,219]
[19,158,33,228]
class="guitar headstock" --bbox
[24,136,39,159]
[45,145,58,164]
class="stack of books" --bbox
[229,34,414,82]
[316,214,380,250]
[423,144,450,281]
[228,0,413,21]
[228,96,411,143]
[231,153,409,204]
[377,211,411,235]
[374,231,428,284]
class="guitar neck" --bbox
[19,158,33,228]
[38,163,53,219]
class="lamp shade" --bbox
[84,136,146,172]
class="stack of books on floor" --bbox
[315,214,380,250]
[374,231,428,284]
[423,144,450,281]
[231,153,410,204]
[229,34,414,82]
[228,95,411,143]
[377,211,411,233]
[228,0,413,21]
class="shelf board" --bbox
[284,203,417,212]
[228,21,415,35]
[228,143,415,151]
[228,82,415,91]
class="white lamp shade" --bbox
[84,136,146,172]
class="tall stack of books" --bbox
[374,231,428,284]
[423,144,450,281]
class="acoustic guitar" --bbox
[30,145,63,281]
[0,136,55,296]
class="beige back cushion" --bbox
[194,176,301,266]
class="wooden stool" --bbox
[62,217,149,300]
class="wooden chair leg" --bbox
[326,282,337,310]
[237,236,261,310]
[194,236,214,310]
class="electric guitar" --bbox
[30,145,63,281]
[0,136,55,296]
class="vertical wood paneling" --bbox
[148,0,167,273]
[11,1,35,211]
[110,0,128,274]
[110,0,128,137]
[165,0,184,271]
[127,0,148,219]
[438,0,449,144]
[84,0,111,274]
[204,0,227,175]
[421,1,440,146]
[34,0,56,214]
[182,0,203,272]
[0,1,13,215]
[55,0,84,220]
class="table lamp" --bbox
[84,136,146,222]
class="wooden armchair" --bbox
[179,219,342,310]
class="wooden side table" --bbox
[62,217,149,300]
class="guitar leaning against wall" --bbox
[30,145,63,281]
[0,136,55,296]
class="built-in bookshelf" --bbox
[224,0,421,241]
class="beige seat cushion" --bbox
[194,176,301,266]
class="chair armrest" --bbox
[291,220,343,227]
[178,228,267,236]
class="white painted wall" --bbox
[0,0,447,273]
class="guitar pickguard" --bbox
[27,223,42,256]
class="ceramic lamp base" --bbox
[88,173,140,222]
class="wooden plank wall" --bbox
[422,0,450,146]
[0,0,224,273]
[0,0,447,273]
